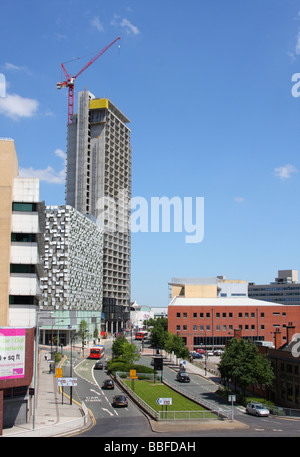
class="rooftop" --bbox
[169,296,286,307]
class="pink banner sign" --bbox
[0,328,26,380]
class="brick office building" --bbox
[168,296,300,351]
[168,277,300,351]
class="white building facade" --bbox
[9,177,45,328]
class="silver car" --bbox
[246,402,269,417]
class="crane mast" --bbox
[57,37,120,125]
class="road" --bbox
[59,340,300,438]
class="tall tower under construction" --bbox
[66,89,131,333]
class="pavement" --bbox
[1,346,246,437]
[1,348,91,438]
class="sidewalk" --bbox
[2,349,90,438]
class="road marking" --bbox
[90,389,101,395]
[102,408,114,416]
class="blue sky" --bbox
[1,0,300,307]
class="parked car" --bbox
[94,361,103,370]
[246,402,270,417]
[213,350,224,356]
[196,349,206,354]
[176,371,190,383]
[207,351,214,356]
[102,379,114,389]
[112,395,128,407]
[190,352,203,359]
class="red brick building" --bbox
[168,296,300,351]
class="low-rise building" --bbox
[168,276,300,350]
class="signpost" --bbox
[228,394,236,420]
[57,377,77,405]
[156,397,172,419]
[130,369,138,391]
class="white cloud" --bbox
[19,149,66,184]
[296,29,300,55]
[234,197,245,203]
[274,164,298,179]
[121,18,140,35]
[111,15,140,35]
[0,93,38,119]
[91,16,104,32]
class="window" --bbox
[183,312,187,318]
[238,312,242,318]
[12,202,37,212]
[222,325,227,331]
[193,313,197,318]
[193,325,197,331]
[200,313,204,318]
[10,264,35,274]
[9,295,35,305]
[200,325,204,331]
[216,325,220,331]
[11,233,36,242]
[216,313,220,318]
[176,325,180,331]
[183,325,187,331]
[245,312,249,318]
[261,312,265,318]
[206,325,210,331]
[222,312,227,318]
[229,312,233,318]
[206,313,210,318]
[176,312,181,318]
[251,312,255,318]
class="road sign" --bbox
[156,397,172,406]
[57,377,77,387]
[228,395,236,402]
[130,369,138,379]
[55,368,63,378]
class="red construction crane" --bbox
[57,37,120,125]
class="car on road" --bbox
[246,402,270,417]
[112,395,128,407]
[94,361,103,370]
[190,352,203,359]
[102,379,114,389]
[176,371,190,383]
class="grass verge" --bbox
[123,379,215,417]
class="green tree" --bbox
[121,342,140,365]
[218,338,275,394]
[112,334,128,358]
[79,320,89,345]
[164,332,189,359]
[150,320,167,348]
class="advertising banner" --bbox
[0,328,26,380]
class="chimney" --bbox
[286,322,296,345]
[274,329,282,350]
[234,329,242,340]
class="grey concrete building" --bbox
[248,270,300,306]
[66,90,131,334]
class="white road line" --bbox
[102,408,114,416]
